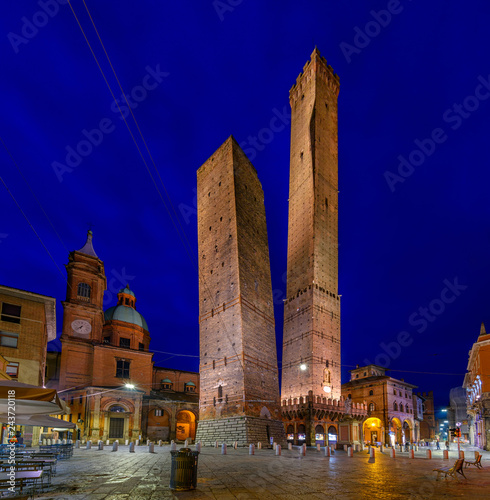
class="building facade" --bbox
[280,49,366,446]
[196,136,285,446]
[448,386,470,442]
[342,365,417,446]
[464,322,490,449]
[53,231,198,442]
[0,284,57,444]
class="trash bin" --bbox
[169,447,199,491]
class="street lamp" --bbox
[300,364,307,371]
[125,384,135,389]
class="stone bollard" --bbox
[443,450,449,459]
[125,440,129,446]
[276,445,281,456]
[273,442,277,451]
[149,443,154,453]
[317,443,321,451]
[325,446,331,457]
[343,444,348,452]
[409,449,414,459]
[288,442,292,450]
[129,442,135,453]
[301,444,306,456]
[146,439,150,446]
[380,445,384,453]
[249,444,255,455]
[390,448,396,458]
[86,441,92,450]
[459,451,465,459]
[136,440,140,447]
[106,440,110,446]
[113,442,118,452]
[426,450,432,459]
[158,440,163,447]
[398,445,403,453]
[196,442,201,453]
[47,439,51,445]
[58,439,62,445]
[234,441,238,449]
[257,442,262,450]
[221,443,227,455]
[98,441,104,450]
[42,439,47,445]
[139,435,142,441]
[370,447,375,458]
[170,442,177,451]
[76,440,80,449]
[184,439,189,447]
[330,445,335,454]
[348,447,353,457]
[62,439,67,445]
[367,445,372,455]
[215,441,219,448]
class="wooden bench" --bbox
[465,453,483,469]
[433,458,466,480]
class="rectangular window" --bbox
[78,413,81,421]
[116,360,130,378]
[68,414,72,422]
[139,343,144,351]
[1,303,21,324]
[119,338,130,349]
[155,409,163,416]
[103,336,111,344]
[6,362,19,378]
[79,395,83,404]
[0,332,18,348]
[70,397,74,405]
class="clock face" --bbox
[71,319,92,335]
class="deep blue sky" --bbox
[1,1,490,410]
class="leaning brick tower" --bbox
[281,49,342,444]
[195,136,285,446]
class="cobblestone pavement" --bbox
[32,444,490,499]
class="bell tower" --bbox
[61,231,107,343]
[281,49,341,403]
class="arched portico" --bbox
[176,410,197,441]
[363,417,383,445]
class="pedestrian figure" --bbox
[436,438,440,450]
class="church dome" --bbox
[104,285,148,331]
[104,306,149,331]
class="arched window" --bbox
[369,402,375,412]
[393,402,398,411]
[400,403,404,412]
[369,390,374,396]
[109,405,126,413]
[393,389,396,395]
[77,282,91,299]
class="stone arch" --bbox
[260,406,272,419]
[176,410,196,441]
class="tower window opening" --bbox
[218,385,223,402]
[77,283,91,299]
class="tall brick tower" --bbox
[196,136,285,446]
[281,49,343,444]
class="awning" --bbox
[0,381,64,415]
[0,413,75,429]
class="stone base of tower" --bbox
[196,416,287,447]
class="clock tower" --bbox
[61,231,107,343]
